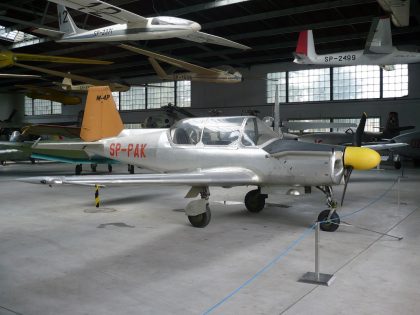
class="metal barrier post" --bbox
[299,222,335,286]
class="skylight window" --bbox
[0,25,38,43]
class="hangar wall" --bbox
[11,62,420,129]
[191,62,420,130]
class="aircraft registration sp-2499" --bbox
[294,17,420,70]
[34,0,250,50]
[20,87,381,232]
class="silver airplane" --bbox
[293,17,420,70]
[35,0,249,50]
[20,86,382,231]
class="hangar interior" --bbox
[0,0,420,314]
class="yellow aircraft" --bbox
[16,85,81,105]
[0,49,112,79]
[119,44,243,84]
[15,63,129,92]
[0,50,112,68]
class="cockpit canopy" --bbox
[151,16,196,26]
[170,116,279,146]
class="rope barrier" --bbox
[202,176,401,314]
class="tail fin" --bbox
[294,30,317,62]
[57,5,81,36]
[80,86,124,142]
[364,17,393,54]
[61,77,72,90]
[148,58,169,79]
[382,111,414,138]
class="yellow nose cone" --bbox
[344,147,381,170]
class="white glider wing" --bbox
[48,0,148,24]
[179,31,250,50]
[364,17,393,54]
[119,44,221,75]
[19,167,261,187]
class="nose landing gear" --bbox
[316,186,340,232]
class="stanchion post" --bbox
[299,222,335,286]
[397,176,400,211]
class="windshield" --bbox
[169,116,278,146]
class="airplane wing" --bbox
[363,142,408,151]
[19,167,261,187]
[48,0,148,25]
[178,32,250,50]
[0,73,42,79]
[119,44,222,76]
[14,52,112,65]
[14,63,119,88]
[364,17,393,54]
[21,125,81,138]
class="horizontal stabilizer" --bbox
[30,153,116,165]
[32,141,102,151]
[18,167,260,187]
[179,31,250,50]
[32,27,64,38]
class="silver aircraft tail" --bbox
[293,30,317,63]
[57,5,82,36]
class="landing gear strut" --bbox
[244,188,267,213]
[187,187,211,228]
[316,186,340,232]
[75,164,82,175]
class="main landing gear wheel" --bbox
[75,164,82,175]
[317,209,340,232]
[188,205,211,228]
[245,189,267,213]
[90,164,97,172]
[108,164,113,173]
[128,164,134,174]
[394,161,402,169]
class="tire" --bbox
[244,189,266,213]
[108,164,113,173]
[394,161,402,169]
[188,205,211,228]
[128,164,134,174]
[75,164,82,175]
[317,209,340,232]
[91,164,97,172]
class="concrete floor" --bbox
[0,162,419,315]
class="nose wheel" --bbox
[316,186,340,232]
[317,209,340,232]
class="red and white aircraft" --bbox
[293,17,420,70]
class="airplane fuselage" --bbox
[58,18,200,43]
[84,129,344,187]
[295,48,420,66]
[167,71,242,84]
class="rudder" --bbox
[57,5,81,36]
[295,30,317,60]
[80,86,124,142]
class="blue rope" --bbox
[203,224,316,315]
[202,176,400,315]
